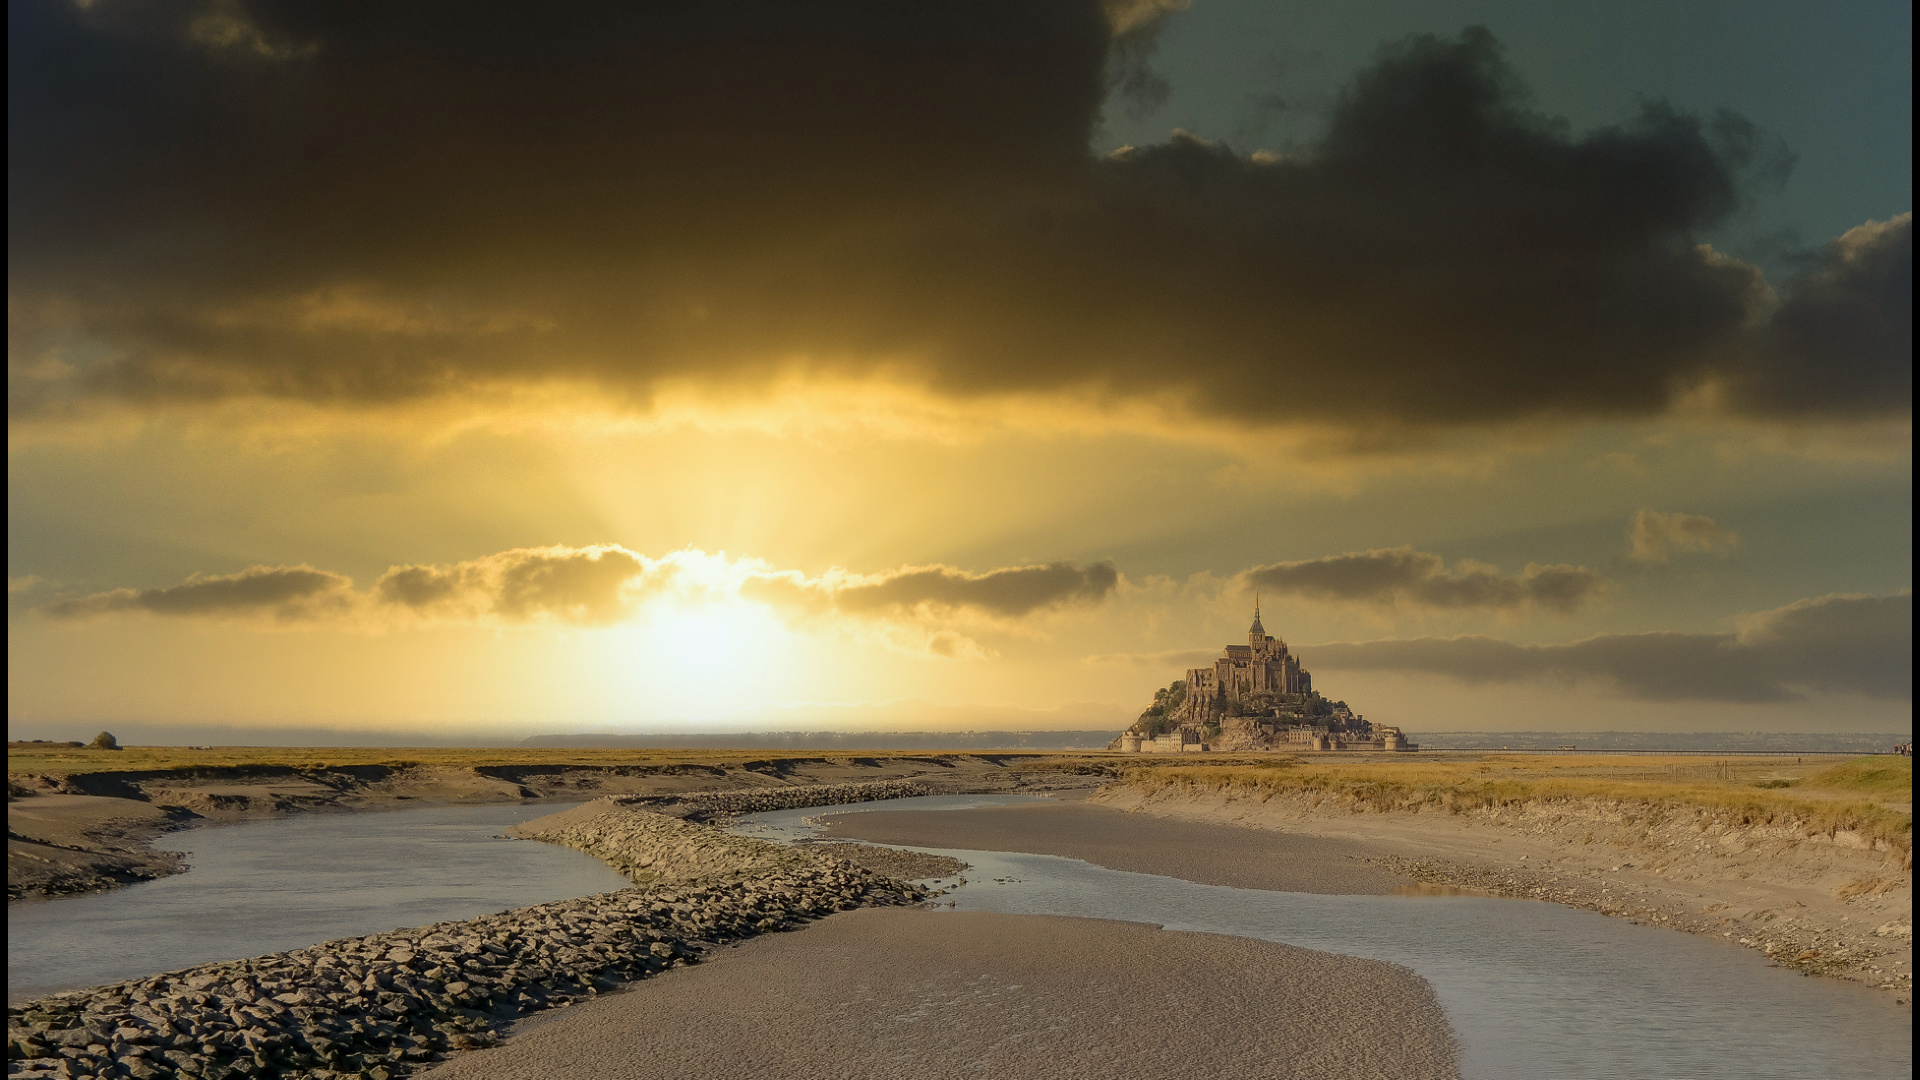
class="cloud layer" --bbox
[1626,510,1740,563]
[9,8,1909,432]
[745,561,1119,620]
[38,546,1120,641]
[1242,547,1608,614]
[43,565,355,622]
[1303,592,1911,702]
[374,546,657,625]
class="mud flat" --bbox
[7,796,189,901]
[1087,781,1914,1001]
[817,800,1412,894]
[423,908,1459,1080]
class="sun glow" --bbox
[599,593,801,720]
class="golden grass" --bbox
[1802,755,1913,797]
[1118,754,1913,855]
[4,744,1050,777]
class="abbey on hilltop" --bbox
[1114,603,1414,753]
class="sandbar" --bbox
[425,907,1458,1080]
[817,800,1413,894]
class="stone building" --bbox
[1175,601,1309,725]
[1116,605,1417,753]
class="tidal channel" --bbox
[7,802,630,1003]
[734,794,1913,1080]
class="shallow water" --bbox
[738,795,1913,1080]
[7,802,630,1002]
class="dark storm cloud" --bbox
[745,560,1119,620]
[7,7,1908,427]
[1304,592,1911,703]
[1242,548,1608,614]
[1737,213,1913,416]
[43,565,353,621]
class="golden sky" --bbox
[7,1,1911,741]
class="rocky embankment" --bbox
[794,842,969,882]
[632,779,930,820]
[7,796,933,1079]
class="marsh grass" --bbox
[4,745,1045,778]
[1120,754,1913,856]
[1802,756,1914,797]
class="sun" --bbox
[646,599,779,673]
[598,592,798,719]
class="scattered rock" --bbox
[627,779,932,821]
[8,793,932,1080]
[797,842,969,881]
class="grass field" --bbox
[1109,753,1913,853]
[12,743,1909,854]
[4,744,1056,777]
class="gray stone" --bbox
[9,787,931,1080]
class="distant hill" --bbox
[521,730,1123,750]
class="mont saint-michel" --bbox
[1117,606,1413,753]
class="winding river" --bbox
[8,794,1909,1080]
[734,794,1913,1080]
[6,802,629,1003]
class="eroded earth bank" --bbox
[1083,780,1913,1001]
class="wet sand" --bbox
[425,908,1459,1080]
[6,794,185,900]
[1090,784,1915,999]
[817,801,1413,894]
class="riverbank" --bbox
[6,796,190,901]
[5,794,932,1079]
[421,908,1459,1080]
[816,799,1412,895]
[6,752,1098,902]
[1087,779,1913,1002]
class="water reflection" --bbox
[8,802,630,1002]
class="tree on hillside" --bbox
[1133,680,1187,738]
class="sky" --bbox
[7,0,1911,743]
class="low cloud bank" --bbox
[743,561,1118,620]
[374,546,660,626]
[43,566,354,622]
[1082,648,1221,669]
[1304,592,1911,702]
[1627,510,1740,563]
[37,546,1119,638]
[1242,547,1608,614]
